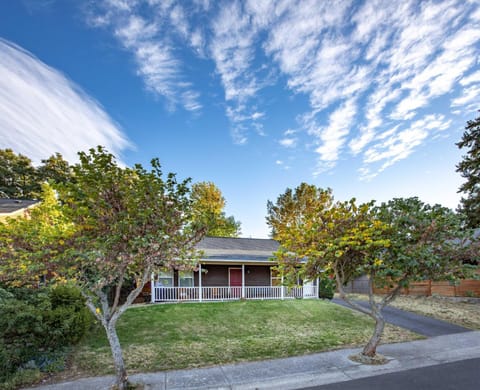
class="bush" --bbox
[318,276,335,299]
[0,285,92,384]
[47,285,92,345]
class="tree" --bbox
[267,184,472,361]
[37,152,72,186]
[191,181,241,237]
[0,147,205,389]
[456,113,480,228]
[0,148,39,198]
[0,182,74,286]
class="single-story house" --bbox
[0,199,39,221]
[145,236,319,303]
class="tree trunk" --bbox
[362,314,385,357]
[105,323,128,389]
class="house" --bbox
[147,236,319,302]
[0,199,39,221]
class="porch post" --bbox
[150,272,155,303]
[199,263,203,302]
[242,264,245,298]
[281,275,284,300]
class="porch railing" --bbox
[152,286,318,302]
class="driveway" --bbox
[332,298,471,337]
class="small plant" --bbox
[464,290,477,298]
[318,276,335,300]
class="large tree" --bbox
[267,184,473,361]
[191,181,241,237]
[37,152,72,186]
[0,147,204,389]
[456,113,480,228]
[0,149,72,199]
[0,148,39,198]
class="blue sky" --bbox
[1,0,479,238]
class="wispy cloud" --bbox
[86,0,202,112]
[451,84,480,108]
[83,0,479,176]
[360,114,451,180]
[208,0,271,143]
[0,39,130,164]
[315,99,357,165]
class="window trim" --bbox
[157,270,174,287]
[178,270,194,287]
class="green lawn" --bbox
[71,299,419,376]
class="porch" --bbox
[146,237,319,303]
[149,263,318,303]
[151,285,319,302]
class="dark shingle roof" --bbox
[196,237,279,263]
[0,199,39,214]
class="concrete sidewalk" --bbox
[27,331,480,390]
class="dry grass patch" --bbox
[344,293,480,330]
[390,296,480,330]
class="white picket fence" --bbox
[152,285,318,302]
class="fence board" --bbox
[364,277,480,298]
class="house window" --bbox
[271,268,282,286]
[179,271,194,287]
[157,270,173,287]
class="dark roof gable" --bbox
[196,236,279,263]
[197,236,279,251]
[0,199,39,214]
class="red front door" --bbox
[229,268,242,287]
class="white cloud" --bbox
[0,39,130,164]
[87,0,202,112]
[451,84,480,107]
[84,0,480,177]
[314,99,357,164]
[460,70,480,86]
[279,138,296,148]
[359,114,451,179]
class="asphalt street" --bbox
[303,357,480,390]
[331,298,471,337]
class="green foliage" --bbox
[456,113,480,228]
[318,276,335,299]
[374,197,472,287]
[0,148,39,199]
[0,183,75,287]
[267,184,473,356]
[37,152,72,186]
[58,147,204,297]
[1,146,206,389]
[267,183,389,285]
[0,285,92,384]
[191,181,241,237]
[0,149,71,200]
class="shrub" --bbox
[47,285,92,345]
[318,276,335,299]
[0,285,92,384]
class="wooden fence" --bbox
[374,279,480,297]
[344,274,480,298]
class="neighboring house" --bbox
[0,199,39,221]
[146,236,319,303]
